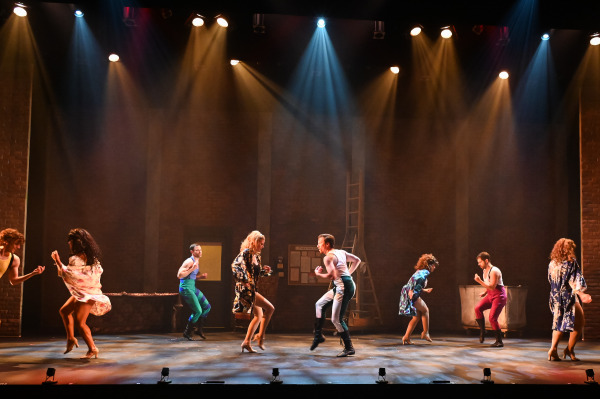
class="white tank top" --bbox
[329,249,350,278]
[484,265,504,287]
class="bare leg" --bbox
[74,301,96,356]
[242,306,263,352]
[548,330,562,360]
[565,301,584,360]
[403,313,420,344]
[253,292,274,347]
[415,298,431,341]
[59,297,79,353]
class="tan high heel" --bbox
[80,348,99,359]
[241,342,256,353]
[547,349,561,361]
[64,338,79,354]
[252,334,265,350]
[421,332,433,342]
[401,337,413,345]
[563,348,580,361]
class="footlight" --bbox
[42,368,58,385]
[376,367,388,384]
[157,367,171,384]
[481,367,494,384]
[585,369,597,385]
[270,368,283,384]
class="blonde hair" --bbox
[240,230,265,253]
[550,238,576,263]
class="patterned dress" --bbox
[231,249,269,314]
[58,255,111,316]
[399,269,430,317]
[548,259,587,332]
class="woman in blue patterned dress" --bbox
[547,238,592,361]
[399,254,438,345]
[232,230,274,353]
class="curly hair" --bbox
[240,230,265,253]
[550,238,576,263]
[68,228,102,265]
[414,253,439,271]
[0,228,25,247]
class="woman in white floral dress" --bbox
[52,228,111,359]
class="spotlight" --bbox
[253,13,265,34]
[390,66,400,74]
[192,15,205,27]
[441,26,453,39]
[122,6,137,27]
[74,10,84,18]
[376,368,388,384]
[158,367,171,384]
[13,3,27,17]
[108,53,120,62]
[410,26,422,37]
[317,18,326,28]
[215,15,228,27]
[230,59,240,66]
[373,21,385,39]
[271,368,283,384]
[499,71,509,80]
[541,33,550,41]
[481,367,494,384]
[42,368,57,385]
[590,34,600,46]
[585,369,597,385]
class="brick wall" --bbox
[0,64,32,337]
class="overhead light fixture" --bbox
[122,6,137,27]
[253,13,265,34]
[376,368,388,384]
[13,3,27,17]
[481,368,494,384]
[390,66,400,74]
[230,59,240,66]
[410,25,422,37]
[192,14,204,27]
[158,367,171,384]
[373,21,385,39]
[215,14,228,27]
[541,33,550,41]
[270,368,283,384]
[74,9,84,18]
[590,33,600,46]
[42,368,57,385]
[499,71,509,80]
[317,18,326,28]
[441,26,453,39]
[108,53,120,62]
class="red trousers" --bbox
[474,285,507,330]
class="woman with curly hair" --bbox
[547,238,591,361]
[399,254,438,344]
[231,230,274,353]
[51,228,111,359]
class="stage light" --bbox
[108,53,120,62]
[499,71,509,80]
[481,367,494,384]
[390,66,400,74]
[122,6,137,27]
[590,34,600,46]
[13,3,27,17]
[541,33,550,41]
[230,59,240,66]
[253,13,265,34]
[585,369,597,385]
[441,27,452,39]
[192,15,205,27]
[74,10,83,18]
[410,26,422,36]
[270,368,283,384]
[376,368,388,384]
[42,368,57,385]
[216,15,228,27]
[158,367,171,384]
[317,18,326,28]
[373,21,385,39]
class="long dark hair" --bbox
[68,228,101,265]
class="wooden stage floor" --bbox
[1,331,599,394]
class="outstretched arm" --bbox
[7,255,45,285]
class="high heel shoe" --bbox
[547,349,561,361]
[563,348,580,361]
[252,334,265,350]
[401,337,413,345]
[241,342,257,353]
[80,348,99,359]
[421,332,433,342]
[64,338,79,354]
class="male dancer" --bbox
[177,243,211,340]
[311,233,361,357]
[473,251,507,347]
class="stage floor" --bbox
[1,331,599,390]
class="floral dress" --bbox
[548,259,587,332]
[58,255,111,316]
[231,249,268,314]
[399,269,430,317]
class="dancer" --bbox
[51,228,111,359]
[232,230,274,353]
[473,251,506,347]
[312,233,361,357]
[0,228,45,285]
[398,254,438,344]
[177,243,211,340]
[547,238,591,361]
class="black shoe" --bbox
[490,330,504,347]
[195,318,206,340]
[183,321,194,341]
[475,318,485,343]
[336,330,355,357]
[310,317,326,351]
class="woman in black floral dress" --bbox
[232,230,274,353]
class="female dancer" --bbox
[231,230,274,352]
[399,254,438,344]
[52,228,111,359]
[547,238,591,361]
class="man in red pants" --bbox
[473,252,507,347]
